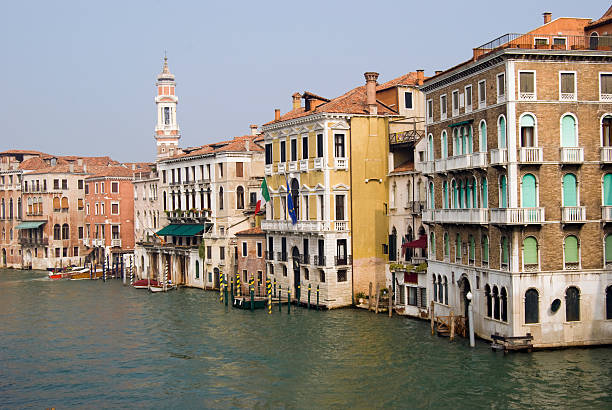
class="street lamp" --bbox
[466,290,475,347]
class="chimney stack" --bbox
[416,69,425,85]
[132,163,136,170]
[543,12,552,24]
[69,163,74,173]
[245,139,250,151]
[77,158,83,166]
[274,109,281,121]
[435,70,443,76]
[364,72,379,115]
[292,92,302,110]
[83,164,87,173]
[250,124,258,136]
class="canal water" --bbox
[1,269,610,409]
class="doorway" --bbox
[292,246,300,296]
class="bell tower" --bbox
[154,55,180,159]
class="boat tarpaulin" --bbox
[402,235,427,249]
[156,224,205,237]
[15,221,46,229]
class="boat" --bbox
[132,279,161,289]
[70,268,104,280]
[48,266,88,280]
[148,282,176,292]
[233,296,268,309]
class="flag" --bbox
[401,235,407,257]
[286,178,297,225]
[254,178,270,214]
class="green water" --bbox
[1,269,610,408]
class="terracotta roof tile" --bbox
[18,157,48,170]
[376,72,422,91]
[390,161,415,174]
[235,226,264,236]
[586,5,612,29]
[86,166,137,179]
[165,135,263,160]
[0,149,48,156]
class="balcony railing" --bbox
[299,159,309,172]
[92,239,104,247]
[334,255,352,266]
[560,92,576,101]
[288,161,298,172]
[111,238,122,247]
[601,147,612,163]
[313,157,323,170]
[302,254,310,265]
[389,130,425,145]
[422,161,435,174]
[334,158,348,170]
[602,206,612,222]
[434,158,447,173]
[277,252,288,262]
[265,250,274,260]
[422,209,435,223]
[314,255,326,266]
[433,208,489,224]
[490,148,507,165]
[519,147,543,163]
[561,206,586,223]
[490,207,545,224]
[18,237,48,246]
[277,163,286,174]
[83,238,90,247]
[261,219,329,232]
[264,164,273,175]
[334,220,348,231]
[409,200,425,214]
[560,147,584,164]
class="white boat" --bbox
[148,284,176,293]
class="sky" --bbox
[0,0,609,162]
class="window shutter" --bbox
[523,237,537,265]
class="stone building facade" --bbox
[235,226,266,295]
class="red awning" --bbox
[402,235,427,249]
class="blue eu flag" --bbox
[286,179,297,225]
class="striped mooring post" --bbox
[224,274,229,306]
[316,285,320,310]
[267,278,272,314]
[230,276,234,306]
[273,278,277,298]
[219,271,223,303]
[287,289,291,314]
[236,275,241,297]
[308,283,311,309]
[278,285,282,312]
[129,256,134,286]
[296,281,300,306]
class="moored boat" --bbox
[132,279,161,289]
[148,284,176,292]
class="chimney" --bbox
[416,70,425,85]
[274,109,281,121]
[364,72,379,115]
[292,92,302,110]
[69,163,74,173]
[435,70,443,76]
[83,164,87,173]
[77,158,83,166]
[132,163,136,170]
[250,124,258,136]
[245,139,250,151]
[543,12,552,24]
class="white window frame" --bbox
[440,94,447,121]
[552,36,567,49]
[533,37,549,46]
[496,72,506,103]
[256,241,262,258]
[111,181,119,194]
[599,72,612,102]
[110,201,120,215]
[426,99,433,123]
[242,241,247,257]
[464,85,472,113]
[404,91,413,110]
[451,90,459,117]
[478,80,486,109]
[559,71,577,101]
[518,70,537,101]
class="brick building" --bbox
[421,11,612,347]
[235,226,266,295]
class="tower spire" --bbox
[154,54,180,159]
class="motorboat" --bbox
[132,279,161,289]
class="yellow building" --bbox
[261,72,399,307]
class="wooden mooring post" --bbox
[388,285,393,318]
[430,301,435,335]
[368,282,372,311]
[449,310,455,341]
[375,283,380,314]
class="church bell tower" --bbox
[154,56,180,159]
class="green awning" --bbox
[448,119,474,127]
[15,221,46,229]
[156,224,205,237]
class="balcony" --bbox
[441,152,488,172]
[434,159,447,173]
[490,207,545,224]
[83,238,90,247]
[265,250,274,260]
[560,147,584,164]
[433,208,489,224]
[261,219,329,232]
[560,92,576,101]
[314,255,326,266]
[334,158,348,170]
[299,159,309,172]
[111,238,122,247]
[334,220,349,231]
[561,206,586,223]
[490,148,507,165]
[422,209,435,223]
[313,157,323,170]
[389,130,425,145]
[264,164,273,176]
[602,206,612,222]
[519,147,543,164]
[18,237,48,246]
[409,200,425,214]
[277,252,288,262]
[601,147,612,163]
[277,163,286,174]
[288,161,298,172]
[301,254,311,265]
[334,255,352,266]
[422,161,435,174]
[92,239,104,247]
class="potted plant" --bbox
[355,291,366,305]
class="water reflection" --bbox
[0,269,610,408]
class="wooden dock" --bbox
[491,333,534,353]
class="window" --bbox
[482,235,489,265]
[257,242,262,258]
[236,186,244,209]
[441,131,448,159]
[433,275,438,302]
[561,114,577,147]
[429,233,435,260]
[469,235,475,264]
[400,91,413,110]
[523,237,538,268]
[498,115,506,148]
[500,175,507,208]
[242,242,247,257]
[525,289,539,324]
[478,80,486,108]
[334,134,345,158]
[78,179,83,190]
[443,232,449,259]
[54,179,60,190]
[85,184,89,194]
[219,187,224,210]
[111,203,119,215]
[564,235,579,268]
[606,286,612,320]
[337,269,347,282]
[53,224,60,240]
[335,195,345,220]
[440,94,447,120]
[164,107,170,124]
[521,174,537,208]
[427,134,434,161]
[265,144,272,165]
[61,197,68,210]
[206,246,212,259]
[600,73,612,101]
[565,286,580,322]
[562,174,578,207]
[465,85,472,112]
[497,73,505,102]
[451,90,459,116]
[603,115,612,147]
[219,246,225,260]
[218,163,224,178]
[235,162,243,177]
[560,72,576,100]
[289,139,297,162]
[479,120,487,152]
[426,99,433,122]
[553,37,567,48]
[519,71,536,100]
[280,140,286,162]
[520,114,535,147]
[604,174,612,206]
[100,182,104,193]
[61,223,69,240]
[101,203,105,215]
[319,269,325,282]
[493,286,500,320]
[484,284,492,317]
[301,135,309,160]
[501,236,509,269]
[111,182,119,193]
[195,261,200,279]
[316,134,324,158]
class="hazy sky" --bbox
[1,1,608,162]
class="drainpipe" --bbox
[349,116,355,304]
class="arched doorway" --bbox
[290,178,300,219]
[459,276,471,323]
[292,246,300,298]
[213,267,220,289]
[24,250,32,269]
[1,248,6,266]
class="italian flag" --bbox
[255,178,270,214]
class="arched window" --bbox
[590,32,599,49]
[437,274,443,303]
[61,197,68,210]
[564,235,579,268]
[466,179,472,208]
[163,191,167,211]
[291,178,300,219]
[500,175,508,208]
[62,224,69,240]
[219,187,224,210]
[605,235,612,266]
[27,197,33,215]
[428,182,434,209]
[455,233,461,262]
[525,289,539,324]
[481,177,488,208]
[500,287,508,322]
[562,174,578,207]
[390,183,396,208]
[452,128,459,156]
[482,235,489,265]
[565,286,580,322]
[53,224,61,240]
[443,232,449,259]
[493,286,500,320]
[441,131,448,159]
[0,199,4,219]
[433,275,438,302]
[17,198,21,219]
[602,115,612,147]
[467,126,473,154]
[479,120,487,152]
[443,181,449,208]
[498,115,506,148]
[53,197,60,211]
[8,199,13,219]
[561,114,577,147]
[428,134,434,161]
[444,276,448,305]
[606,286,612,320]
[472,177,478,208]
[501,236,509,269]
[485,284,492,317]
[461,127,467,155]
[521,174,537,207]
[429,232,436,259]
[459,180,464,208]
[523,236,538,268]
[520,114,535,147]
[451,180,458,208]
[195,260,200,279]
[604,174,612,206]
[236,186,244,209]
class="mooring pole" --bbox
[287,289,291,314]
[230,277,234,306]
[307,283,311,310]
[388,285,393,318]
[279,285,282,312]
[316,285,319,310]
[296,281,300,306]
[267,279,272,314]
[273,278,277,298]
[250,283,254,311]
[368,282,372,311]
[467,291,475,347]
[224,274,229,307]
